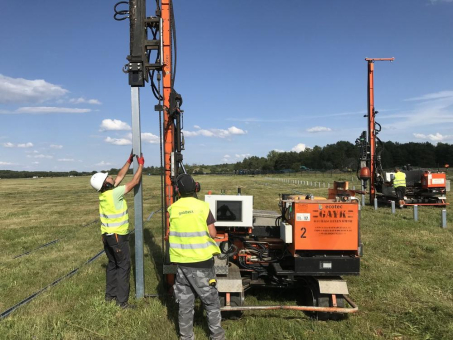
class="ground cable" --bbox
[0,249,105,320]
[1,208,162,320]
[12,219,98,260]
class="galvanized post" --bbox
[413,205,418,222]
[374,197,378,210]
[442,209,447,228]
[391,200,395,214]
[362,193,365,207]
[131,87,144,299]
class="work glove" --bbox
[137,154,145,165]
[127,150,135,164]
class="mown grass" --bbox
[1,173,452,339]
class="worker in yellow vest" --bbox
[90,152,144,309]
[393,167,406,208]
[168,174,225,340]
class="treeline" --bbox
[232,141,453,173]
[1,141,452,179]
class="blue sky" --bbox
[1,0,452,172]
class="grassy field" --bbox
[1,173,452,340]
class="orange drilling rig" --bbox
[356,58,448,207]
[118,0,360,319]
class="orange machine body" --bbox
[421,172,446,189]
[288,200,359,255]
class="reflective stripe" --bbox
[101,220,129,228]
[170,242,213,249]
[169,231,209,237]
[100,210,128,219]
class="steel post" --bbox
[131,87,144,299]
[374,197,378,210]
[413,205,418,222]
[442,209,447,228]
[391,201,395,214]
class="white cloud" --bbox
[185,129,214,137]
[235,153,251,159]
[405,90,453,101]
[223,155,231,158]
[14,107,91,114]
[18,142,34,148]
[104,131,159,146]
[273,149,285,153]
[95,161,112,166]
[413,132,453,142]
[2,142,33,148]
[291,143,306,152]
[58,158,75,162]
[185,126,247,138]
[194,125,201,129]
[0,74,68,104]
[32,154,53,159]
[382,90,453,130]
[105,136,132,146]
[141,132,159,144]
[100,119,131,131]
[307,126,332,133]
[50,144,63,149]
[227,126,247,135]
[0,161,13,165]
[69,97,102,105]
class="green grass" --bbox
[0,174,452,339]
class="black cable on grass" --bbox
[0,249,105,320]
[146,207,162,221]
[0,208,163,319]
[12,219,98,260]
[11,208,161,260]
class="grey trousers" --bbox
[174,265,226,340]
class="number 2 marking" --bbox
[300,227,307,238]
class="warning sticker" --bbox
[312,208,354,235]
[296,213,310,222]
[432,178,445,185]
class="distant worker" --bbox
[393,167,406,208]
[90,152,144,309]
[168,174,226,340]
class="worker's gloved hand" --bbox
[136,155,145,165]
[127,151,135,164]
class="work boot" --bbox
[117,301,137,310]
[105,295,116,303]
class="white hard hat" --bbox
[90,172,108,191]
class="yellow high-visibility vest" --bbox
[393,172,406,188]
[99,188,129,235]
[168,197,220,263]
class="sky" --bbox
[0,0,452,172]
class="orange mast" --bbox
[365,58,394,203]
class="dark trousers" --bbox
[102,233,131,304]
[395,186,406,200]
